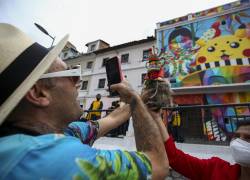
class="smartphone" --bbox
[105,56,123,97]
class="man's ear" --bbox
[25,83,51,107]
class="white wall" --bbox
[67,40,155,115]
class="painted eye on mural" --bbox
[230,42,240,48]
[207,46,215,52]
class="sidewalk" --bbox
[93,120,235,179]
[94,119,234,163]
[93,136,234,164]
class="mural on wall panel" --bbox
[157,8,250,86]
[156,6,250,138]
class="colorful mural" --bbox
[156,3,250,137]
[157,8,250,84]
[158,0,248,28]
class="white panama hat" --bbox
[0,23,69,125]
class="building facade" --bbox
[64,37,155,112]
[59,41,80,60]
[155,0,250,140]
[63,0,250,142]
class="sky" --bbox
[0,0,236,52]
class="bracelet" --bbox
[90,120,100,133]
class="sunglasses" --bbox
[39,65,82,89]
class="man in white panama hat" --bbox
[0,23,169,179]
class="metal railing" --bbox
[83,109,129,137]
[82,103,250,144]
[163,103,250,144]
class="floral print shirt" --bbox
[0,121,152,179]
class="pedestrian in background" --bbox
[87,93,103,120]
[172,110,183,142]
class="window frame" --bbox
[141,73,146,85]
[64,52,68,58]
[102,57,109,67]
[142,49,151,61]
[90,44,96,51]
[81,80,88,90]
[121,53,129,64]
[86,61,93,69]
[98,78,106,89]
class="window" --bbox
[81,81,88,90]
[90,44,96,51]
[141,73,146,84]
[64,52,68,58]
[102,57,109,67]
[98,78,106,88]
[142,49,151,61]
[121,53,129,64]
[86,61,93,69]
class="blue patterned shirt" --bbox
[0,121,152,179]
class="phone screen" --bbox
[105,57,122,96]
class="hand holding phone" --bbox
[105,56,123,96]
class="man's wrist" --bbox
[129,94,141,111]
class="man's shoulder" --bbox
[0,133,96,157]
[3,133,82,146]
[0,134,153,179]
[0,134,99,179]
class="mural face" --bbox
[157,7,250,137]
[196,29,250,65]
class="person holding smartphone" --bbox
[0,24,169,180]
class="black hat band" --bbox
[0,43,49,106]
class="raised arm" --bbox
[141,90,169,142]
[111,80,169,179]
[97,103,130,138]
[141,87,235,180]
